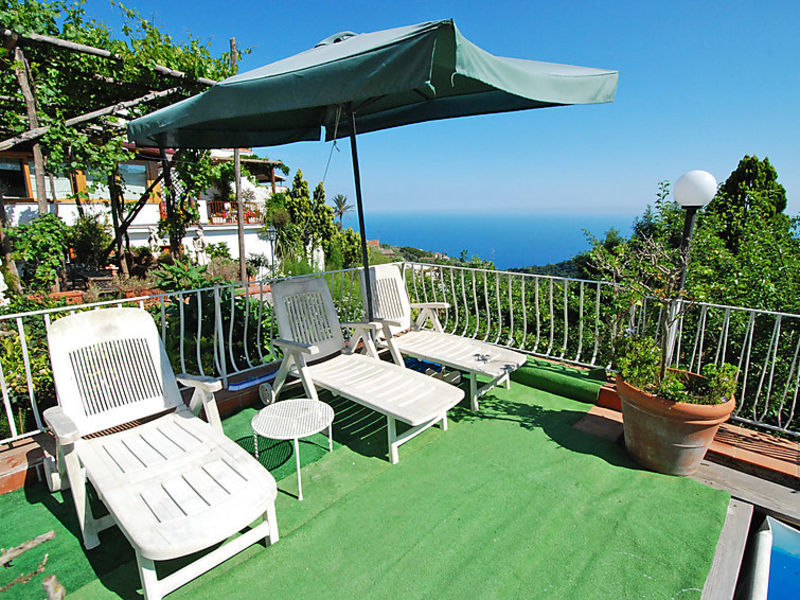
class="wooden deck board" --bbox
[701,498,753,600]
[691,459,800,527]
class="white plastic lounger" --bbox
[43,308,279,600]
[266,276,464,464]
[362,264,527,410]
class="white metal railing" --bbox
[1,261,798,444]
[402,262,617,368]
[402,262,800,438]
[636,296,800,438]
[0,266,366,444]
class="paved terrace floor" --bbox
[2,380,731,599]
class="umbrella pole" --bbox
[348,108,374,321]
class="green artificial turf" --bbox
[511,356,607,403]
[0,381,729,600]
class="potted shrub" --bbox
[591,235,737,476]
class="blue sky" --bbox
[85,0,799,217]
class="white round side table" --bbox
[251,399,334,501]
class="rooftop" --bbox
[1,263,799,599]
[0,371,769,600]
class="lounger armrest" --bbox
[340,322,380,358]
[176,374,223,393]
[341,321,380,331]
[372,318,404,328]
[410,302,450,310]
[43,406,81,444]
[410,303,447,333]
[176,373,224,433]
[274,338,318,354]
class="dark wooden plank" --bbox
[702,498,753,600]
[692,459,800,526]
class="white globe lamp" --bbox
[673,170,716,293]
[674,170,717,208]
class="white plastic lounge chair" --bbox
[361,264,527,411]
[265,276,464,464]
[42,308,279,600]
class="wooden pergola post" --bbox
[13,46,48,214]
[231,37,247,282]
[108,169,130,277]
[159,149,180,258]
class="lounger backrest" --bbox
[48,307,185,436]
[361,264,412,335]
[271,277,346,360]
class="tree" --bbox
[586,157,800,313]
[282,169,312,258]
[0,0,237,273]
[705,155,788,252]
[279,171,338,264]
[331,193,353,230]
[340,227,362,268]
[6,213,68,290]
[309,182,337,256]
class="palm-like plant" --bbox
[331,194,353,230]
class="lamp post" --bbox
[265,225,277,280]
[673,170,718,291]
[666,170,718,365]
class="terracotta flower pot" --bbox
[616,373,735,476]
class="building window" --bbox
[27,162,73,200]
[118,163,148,199]
[0,159,28,199]
[86,162,148,201]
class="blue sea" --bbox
[343,213,635,270]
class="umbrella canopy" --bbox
[127,19,618,319]
[127,19,618,148]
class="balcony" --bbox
[0,263,797,598]
[206,200,264,225]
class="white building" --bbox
[0,147,287,266]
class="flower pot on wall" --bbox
[616,374,735,476]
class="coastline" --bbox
[344,212,635,270]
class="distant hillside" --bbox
[384,242,583,275]
[508,258,582,278]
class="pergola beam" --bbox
[0,87,181,152]
[1,29,218,86]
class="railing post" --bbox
[214,285,228,387]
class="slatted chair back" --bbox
[271,276,346,360]
[48,307,185,437]
[361,264,412,335]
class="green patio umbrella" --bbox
[127,19,618,318]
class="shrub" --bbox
[207,256,240,281]
[69,214,112,268]
[283,258,315,276]
[207,242,232,260]
[6,214,69,290]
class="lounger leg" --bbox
[441,412,448,431]
[136,553,161,600]
[44,442,68,492]
[265,501,279,544]
[64,449,101,549]
[470,373,479,411]
[504,372,511,390]
[271,355,293,397]
[387,417,399,464]
[296,364,319,402]
[385,337,405,367]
